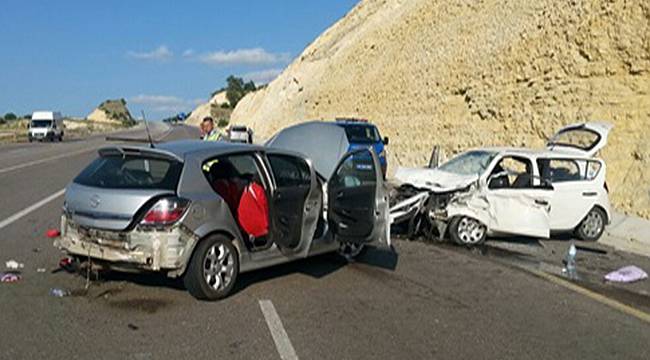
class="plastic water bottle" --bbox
[563,242,578,280]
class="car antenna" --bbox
[141,110,155,148]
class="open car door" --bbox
[328,149,390,247]
[547,122,613,157]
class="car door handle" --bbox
[582,192,597,197]
[535,199,549,206]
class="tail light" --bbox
[140,197,190,226]
[604,182,609,193]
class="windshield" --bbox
[74,155,183,190]
[438,150,498,176]
[342,125,380,144]
[31,120,52,128]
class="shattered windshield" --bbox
[438,150,498,176]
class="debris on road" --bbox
[128,323,139,331]
[605,266,648,283]
[37,268,47,273]
[46,229,61,238]
[562,243,579,280]
[1,272,21,283]
[5,260,24,270]
[50,288,70,297]
[58,257,77,273]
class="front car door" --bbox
[265,151,321,257]
[328,148,390,247]
[484,155,552,238]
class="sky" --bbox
[0,0,358,120]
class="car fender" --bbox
[445,190,492,228]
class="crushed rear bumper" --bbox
[54,215,197,277]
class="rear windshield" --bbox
[549,128,600,151]
[342,125,381,144]
[74,155,183,190]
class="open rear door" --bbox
[547,122,613,157]
[328,149,390,247]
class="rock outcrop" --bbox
[186,91,230,127]
[87,99,135,126]
[231,0,650,218]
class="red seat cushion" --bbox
[238,182,269,238]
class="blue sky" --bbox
[0,0,358,119]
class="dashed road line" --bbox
[0,189,65,230]
[0,147,97,175]
[259,300,299,360]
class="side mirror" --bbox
[383,136,389,145]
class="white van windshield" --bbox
[31,120,52,128]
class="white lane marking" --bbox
[259,300,299,360]
[0,189,65,230]
[0,147,96,175]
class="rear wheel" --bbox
[449,216,487,246]
[575,207,606,242]
[184,235,239,300]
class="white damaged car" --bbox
[390,122,612,245]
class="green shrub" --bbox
[4,113,17,121]
[217,118,229,128]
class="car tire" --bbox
[575,207,607,242]
[184,235,239,301]
[449,216,487,246]
[338,242,367,262]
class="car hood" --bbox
[393,167,478,192]
[266,121,350,179]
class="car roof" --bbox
[472,146,601,160]
[100,140,271,162]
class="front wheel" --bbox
[184,235,239,301]
[575,207,606,242]
[338,242,366,262]
[449,216,487,246]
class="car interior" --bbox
[204,155,271,250]
[488,156,534,189]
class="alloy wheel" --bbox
[203,243,235,291]
[456,217,486,245]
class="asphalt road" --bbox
[0,124,648,360]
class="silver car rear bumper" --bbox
[54,215,197,277]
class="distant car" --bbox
[28,111,64,142]
[55,140,390,300]
[227,125,253,144]
[335,118,389,176]
[392,122,612,245]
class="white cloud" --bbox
[196,48,290,65]
[242,68,284,84]
[130,94,202,113]
[182,49,195,58]
[127,46,173,61]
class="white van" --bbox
[28,111,64,142]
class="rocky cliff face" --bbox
[186,91,229,127]
[231,0,650,218]
[87,99,135,126]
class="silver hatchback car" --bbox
[55,140,389,300]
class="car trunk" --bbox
[65,146,184,231]
[65,183,174,231]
